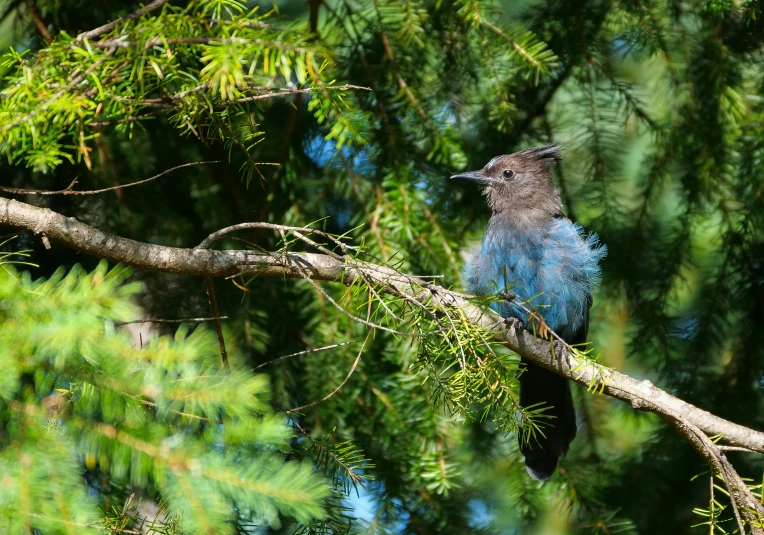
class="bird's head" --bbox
[451,144,563,217]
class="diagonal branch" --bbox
[285,331,371,414]
[2,195,764,527]
[23,0,52,42]
[76,0,173,42]
[1,195,762,453]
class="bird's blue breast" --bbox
[464,217,605,341]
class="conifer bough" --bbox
[1,195,763,532]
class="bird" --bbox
[451,143,605,480]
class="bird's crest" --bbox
[515,143,562,162]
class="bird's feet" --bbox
[503,316,523,331]
[498,290,517,302]
[552,339,567,359]
[527,311,551,340]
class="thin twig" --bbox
[481,20,542,70]
[204,226,415,337]
[204,277,229,369]
[133,395,216,422]
[88,36,314,54]
[208,18,282,31]
[197,221,356,252]
[76,0,172,42]
[23,0,51,41]
[225,84,370,104]
[421,203,460,276]
[108,84,369,110]
[116,316,228,326]
[254,340,360,370]
[286,413,370,490]
[89,112,159,126]
[710,475,715,535]
[285,331,371,414]
[371,0,434,129]
[210,114,267,181]
[359,272,403,322]
[656,397,763,532]
[0,161,219,196]
[298,261,417,337]
[2,48,117,133]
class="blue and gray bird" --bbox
[452,144,605,480]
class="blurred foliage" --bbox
[0,262,330,533]
[2,0,764,533]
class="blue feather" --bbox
[464,218,606,341]
[453,145,608,479]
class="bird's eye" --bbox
[502,169,515,179]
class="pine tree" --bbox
[2,0,764,533]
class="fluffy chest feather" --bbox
[464,216,605,340]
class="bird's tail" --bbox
[518,359,577,480]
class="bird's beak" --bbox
[450,170,492,185]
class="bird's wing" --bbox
[571,290,592,346]
[553,213,597,346]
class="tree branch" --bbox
[23,0,52,42]
[1,195,761,451]
[2,195,764,526]
[115,316,228,325]
[0,161,219,196]
[76,0,172,42]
